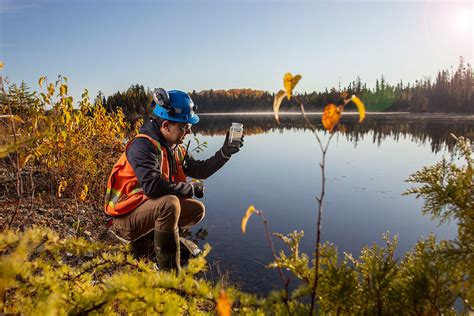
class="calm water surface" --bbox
[184,113,474,294]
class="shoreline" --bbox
[199,112,474,119]
[199,111,408,115]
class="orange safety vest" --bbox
[104,133,187,216]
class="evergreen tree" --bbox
[100,59,473,118]
[0,81,38,119]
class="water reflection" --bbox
[193,113,474,153]
[185,113,471,295]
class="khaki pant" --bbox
[112,195,205,241]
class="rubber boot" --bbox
[154,228,181,271]
[131,231,154,260]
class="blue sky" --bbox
[0,0,472,102]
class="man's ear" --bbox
[161,120,171,131]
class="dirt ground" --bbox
[0,158,113,244]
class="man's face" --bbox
[161,121,192,145]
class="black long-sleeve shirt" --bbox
[126,120,229,198]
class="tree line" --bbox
[2,58,472,121]
[101,58,472,117]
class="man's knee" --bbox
[193,200,206,222]
[150,195,182,231]
[177,199,206,229]
[198,202,206,220]
[162,195,180,208]
[161,195,181,217]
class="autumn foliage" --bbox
[1,75,140,208]
[1,65,472,314]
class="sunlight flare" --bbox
[451,9,472,34]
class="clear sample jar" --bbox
[229,122,243,146]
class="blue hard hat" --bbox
[152,89,199,124]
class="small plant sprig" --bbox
[275,73,366,315]
[245,72,366,314]
[241,205,292,314]
[188,137,208,155]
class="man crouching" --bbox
[104,88,243,270]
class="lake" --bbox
[183,113,474,294]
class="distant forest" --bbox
[101,58,473,119]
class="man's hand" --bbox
[191,181,204,198]
[221,131,244,158]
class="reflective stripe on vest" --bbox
[105,186,143,209]
[104,134,187,216]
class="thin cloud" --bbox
[0,43,16,47]
[0,2,41,14]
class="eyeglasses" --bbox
[175,123,192,132]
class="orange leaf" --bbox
[283,73,302,100]
[322,104,342,132]
[273,90,285,124]
[216,290,231,316]
[18,153,32,169]
[241,205,256,234]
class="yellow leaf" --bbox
[59,84,67,96]
[0,61,4,70]
[0,134,45,158]
[18,153,32,169]
[74,113,81,124]
[39,76,46,88]
[82,88,89,99]
[273,90,285,124]
[216,291,231,316]
[66,96,73,107]
[79,184,88,202]
[47,83,55,96]
[283,73,302,100]
[322,103,342,132]
[241,205,256,234]
[351,95,366,123]
[57,179,68,198]
[65,111,71,124]
[0,114,24,124]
